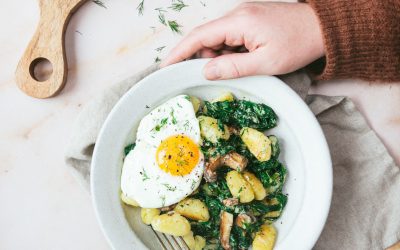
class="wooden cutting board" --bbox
[15,0,87,99]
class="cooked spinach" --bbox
[268,135,280,159]
[203,100,278,130]
[201,135,254,161]
[124,143,136,156]
[246,152,287,195]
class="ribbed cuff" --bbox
[306,0,400,82]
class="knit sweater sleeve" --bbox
[305,0,400,82]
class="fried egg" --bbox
[121,95,204,208]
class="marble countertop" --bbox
[0,0,399,249]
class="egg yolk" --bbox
[156,135,200,176]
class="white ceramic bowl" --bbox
[91,59,332,250]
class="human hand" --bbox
[160,2,324,80]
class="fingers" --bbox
[202,49,270,80]
[160,16,243,67]
[196,48,219,58]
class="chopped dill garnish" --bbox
[154,56,161,63]
[170,109,177,124]
[169,0,188,12]
[162,183,177,191]
[154,117,168,131]
[155,46,166,52]
[168,20,182,34]
[136,0,145,15]
[160,195,166,206]
[183,120,190,131]
[142,168,150,181]
[92,0,106,8]
[191,179,196,190]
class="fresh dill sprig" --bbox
[92,0,106,8]
[154,56,161,63]
[168,20,182,34]
[155,46,166,52]
[136,0,145,15]
[156,8,167,25]
[168,0,188,12]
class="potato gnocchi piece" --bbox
[183,231,196,250]
[212,92,235,103]
[240,127,272,162]
[252,224,277,250]
[198,116,230,143]
[140,208,160,225]
[174,198,210,222]
[182,232,206,250]
[151,212,191,236]
[226,170,255,203]
[120,193,139,207]
[190,96,201,113]
[242,171,267,200]
[194,235,206,250]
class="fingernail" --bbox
[204,65,221,80]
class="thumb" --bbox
[203,50,266,80]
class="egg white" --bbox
[136,95,201,147]
[121,95,204,208]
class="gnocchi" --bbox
[190,96,201,113]
[252,224,277,250]
[240,127,272,162]
[242,171,267,200]
[174,198,210,222]
[212,92,235,103]
[226,170,255,203]
[198,116,230,143]
[183,232,206,250]
[120,192,139,207]
[183,232,196,250]
[140,208,160,225]
[151,212,191,236]
[194,236,206,250]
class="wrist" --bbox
[303,3,325,59]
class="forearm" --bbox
[305,0,400,82]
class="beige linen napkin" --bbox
[65,65,400,250]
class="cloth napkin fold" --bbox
[65,65,400,250]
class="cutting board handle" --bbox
[15,0,86,99]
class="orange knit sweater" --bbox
[305,0,400,82]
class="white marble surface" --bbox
[0,0,399,249]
